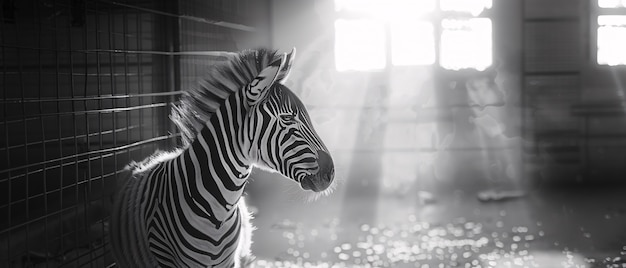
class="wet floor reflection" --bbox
[247,183,626,267]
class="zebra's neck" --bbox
[171,91,252,227]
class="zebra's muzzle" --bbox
[300,150,334,192]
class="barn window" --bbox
[598,0,626,8]
[333,0,435,71]
[440,0,493,15]
[597,14,626,66]
[439,0,493,70]
[439,18,493,71]
[333,0,492,71]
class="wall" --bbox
[524,0,626,184]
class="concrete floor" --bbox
[245,159,626,268]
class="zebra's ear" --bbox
[244,51,288,105]
[275,47,296,84]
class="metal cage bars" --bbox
[0,0,256,266]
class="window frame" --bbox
[591,0,626,67]
[437,12,494,71]
[332,0,494,72]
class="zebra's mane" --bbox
[171,49,282,147]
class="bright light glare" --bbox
[440,18,492,71]
[440,0,492,16]
[334,19,386,71]
[597,16,626,66]
[334,0,384,13]
[334,0,435,20]
[390,20,435,66]
[598,0,626,7]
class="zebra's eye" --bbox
[280,114,296,123]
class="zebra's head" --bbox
[242,48,335,193]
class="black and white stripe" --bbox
[110,48,334,267]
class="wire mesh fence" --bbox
[1,0,259,266]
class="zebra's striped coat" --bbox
[110,49,334,267]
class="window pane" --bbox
[334,0,385,13]
[598,0,626,8]
[440,18,492,71]
[440,0,492,16]
[597,15,626,66]
[335,0,435,20]
[334,19,386,71]
[390,20,435,66]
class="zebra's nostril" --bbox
[299,151,334,192]
[300,176,318,192]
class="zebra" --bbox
[110,48,335,267]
